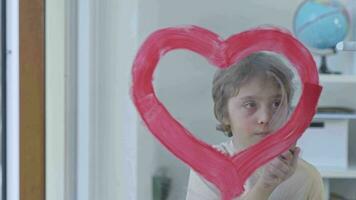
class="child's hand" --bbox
[256,147,300,192]
[238,147,301,200]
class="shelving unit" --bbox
[302,114,356,199]
[303,74,356,200]
[320,168,356,179]
[315,113,356,120]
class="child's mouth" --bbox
[255,131,270,137]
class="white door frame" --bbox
[6,0,19,199]
[46,0,140,199]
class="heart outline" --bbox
[131,25,322,199]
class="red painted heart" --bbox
[131,26,322,199]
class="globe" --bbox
[293,0,350,50]
[293,0,350,74]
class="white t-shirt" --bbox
[186,140,325,200]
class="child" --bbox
[186,52,325,200]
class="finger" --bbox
[267,166,287,181]
[268,159,288,174]
[290,143,297,149]
[290,147,300,168]
[279,150,294,163]
[270,159,290,176]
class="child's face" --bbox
[226,76,287,149]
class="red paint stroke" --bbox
[131,25,322,200]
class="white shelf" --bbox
[319,74,356,84]
[314,113,356,120]
[319,167,356,179]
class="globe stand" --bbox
[318,48,341,74]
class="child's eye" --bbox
[243,101,257,109]
[272,99,281,109]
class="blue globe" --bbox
[293,0,350,50]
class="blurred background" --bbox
[44,0,356,200]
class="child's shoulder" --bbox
[297,158,322,178]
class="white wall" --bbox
[91,0,139,199]
[45,0,66,199]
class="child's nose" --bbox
[257,107,272,125]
